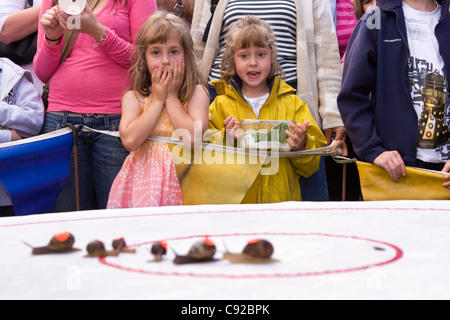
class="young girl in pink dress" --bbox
[107,11,209,208]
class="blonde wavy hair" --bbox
[129,11,205,104]
[220,16,284,84]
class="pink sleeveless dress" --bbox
[107,98,183,208]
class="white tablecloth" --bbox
[1,201,449,300]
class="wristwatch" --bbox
[173,0,183,16]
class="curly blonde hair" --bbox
[129,11,205,104]
[220,16,284,84]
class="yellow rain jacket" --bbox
[208,77,327,203]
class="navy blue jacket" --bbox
[337,0,450,165]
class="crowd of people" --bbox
[0,0,449,216]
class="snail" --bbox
[23,232,81,255]
[112,237,136,254]
[223,238,279,264]
[84,240,119,257]
[173,237,217,265]
[150,241,167,262]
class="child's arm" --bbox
[121,65,175,151]
[165,61,209,148]
[120,66,170,151]
[119,90,162,151]
[289,98,327,178]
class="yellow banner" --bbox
[357,161,450,201]
[170,144,265,205]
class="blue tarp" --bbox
[0,128,73,215]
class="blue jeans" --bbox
[283,80,329,201]
[40,112,129,212]
[300,157,329,201]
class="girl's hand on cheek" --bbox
[151,66,170,105]
[167,60,185,99]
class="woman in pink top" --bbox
[34,0,157,212]
[335,0,357,59]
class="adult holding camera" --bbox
[0,0,44,92]
[34,0,157,212]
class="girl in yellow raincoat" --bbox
[208,16,327,203]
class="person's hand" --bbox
[286,121,309,151]
[56,5,106,42]
[10,130,22,141]
[150,66,170,105]
[442,160,450,189]
[41,6,64,43]
[324,126,347,145]
[223,115,239,146]
[373,150,406,181]
[167,60,185,100]
[156,0,195,23]
[223,115,239,131]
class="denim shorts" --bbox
[41,112,129,212]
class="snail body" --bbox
[223,239,278,264]
[26,232,80,255]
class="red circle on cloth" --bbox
[99,232,403,279]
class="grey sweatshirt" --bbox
[0,57,44,142]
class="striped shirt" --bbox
[209,0,297,84]
[336,0,357,58]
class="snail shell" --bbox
[151,242,167,256]
[151,241,167,262]
[86,240,106,255]
[188,239,216,260]
[112,237,126,251]
[47,232,75,251]
[242,239,273,259]
[112,237,136,254]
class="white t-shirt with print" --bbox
[405,1,450,163]
[243,93,270,118]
